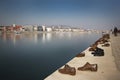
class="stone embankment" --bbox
[45,34,120,80]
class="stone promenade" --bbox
[111,33,120,71]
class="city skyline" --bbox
[0,0,120,30]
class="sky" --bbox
[0,0,120,30]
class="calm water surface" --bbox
[0,32,101,80]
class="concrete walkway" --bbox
[111,33,120,71]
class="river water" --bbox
[0,32,101,80]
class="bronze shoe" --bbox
[102,43,110,47]
[89,44,97,51]
[78,62,98,71]
[76,52,85,57]
[58,64,76,75]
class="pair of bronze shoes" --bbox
[58,62,98,75]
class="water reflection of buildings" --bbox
[34,33,38,44]
[46,33,52,41]
[13,34,22,44]
[42,33,52,43]
[1,32,39,44]
[2,32,7,42]
[0,32,73,44]
[42,33,46,43]
[1,32,22,44]
[56,32,72,39]
[67,32,72,39]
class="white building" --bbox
[33,26,38,31]
[12,24,16,27]
[42,25,46,31]
[72,29,80,32]
[46,27,52,32]
[23,25,34,31]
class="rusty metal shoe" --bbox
[78,62,98,71]
[102,43,110,47]
[58,64,76,75]
[89,44,97,51]
[76,52,85,57]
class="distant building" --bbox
[33,26,38,31]
[12,24,16,27]
[13,25,22,31]
[23,25,33,31]
[46,27,52,32]
[42,25,46,31]
[68,28,72,31]
[0,26,5,31]
[6,26,14,32]
[38,26,43,31]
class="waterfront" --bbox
[45,34,120,80]
[0,32,101,80]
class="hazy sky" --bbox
[0,0,120,30]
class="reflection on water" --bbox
[41,33,53,43]
[46,33,52,41]
[0,32,78,44]
[34,33,38,44]
[0,32,101,80]
[0,32,96,44]
[1,32,22,44]
[42,33,46,43]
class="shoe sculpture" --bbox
[89,45,97,51]
[102,43,110,47]
[76,52,85,57]
[91,47,104,56]
[58,64,76,75]
[78,62,98,71]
